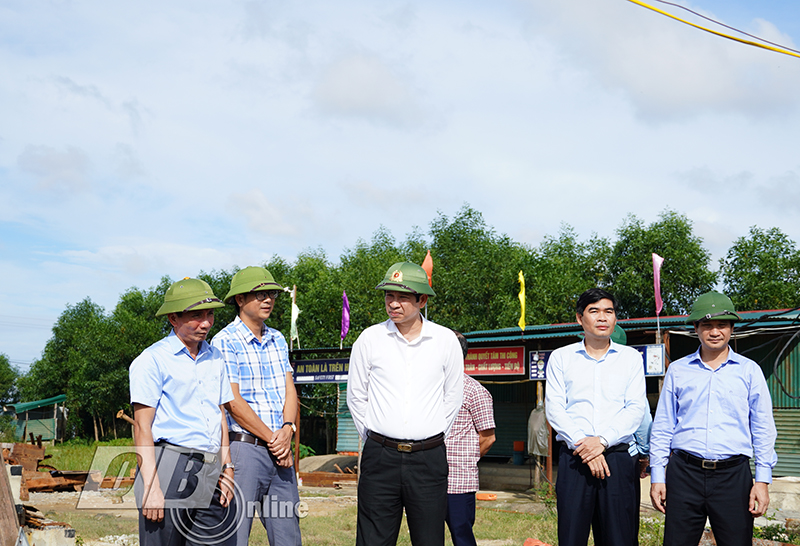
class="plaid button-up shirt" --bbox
[211,316,292,432]
[445,374,495,494]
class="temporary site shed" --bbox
[4,394,67,442]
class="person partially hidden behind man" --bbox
[130,278,236,546]
[545,288,646,546]
[650,291,777,546]
[445,331,496,546]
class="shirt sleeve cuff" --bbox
[650,466,666,483]
[755,466,773,484]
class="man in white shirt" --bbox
[347,261,464,546]
[545,288,646,546]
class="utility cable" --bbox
[627,0,800,59]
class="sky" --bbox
[2,0,799,371]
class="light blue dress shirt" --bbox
[630,409,653,457]
[129,331,234,453]
[211,316,292,432]
[650,347,777,484]
[545,340,647,450]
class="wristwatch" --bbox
[222,462,235,472]
[598,436,609,450]
[282,422,297,433]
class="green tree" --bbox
[0,354,19,404]
[338,227,406,340]
[720,226,800,311]
[427,205,531,333]
[527,226,611,324]
[606,210,717,318]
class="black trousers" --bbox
[664,453,753,546]
[555,443,638,546]
[446,492,477,546]
[356,436,448,546]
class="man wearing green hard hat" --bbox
[347,261,464,546]
[211,266,302,546]
[650,291,777,546]
[129,278,236,546]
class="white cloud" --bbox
[17,145,92,192]
[312,53,424,127]
[51,75,112,107]
[113,143,145,179]
[520,0,800,120]
[227,188,300,237]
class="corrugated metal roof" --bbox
[8,394,67,413]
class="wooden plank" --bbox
[299,471,357,488]
[1,452,20,546]
[7,443,45,472]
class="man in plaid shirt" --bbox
[445,331,496,546]
[212,267,301,546]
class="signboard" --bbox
[529,350,552,380]
[634,344,665,376]
[465,346,525,376]
[292,358,349,383]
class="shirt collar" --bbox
[384,315,432,341]
[167,330,211,359]
[687,346,741,369]
[232,315,275,343]
[577,339,618,362]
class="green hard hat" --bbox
[611,324,627,345]
[685,291,741,324]
[375,262,435,296]
[224,266,284,304]
[156,278,225,317]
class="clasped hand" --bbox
[574,436,610,479]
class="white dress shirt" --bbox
[347,317,464,441]
[545,340,646,450]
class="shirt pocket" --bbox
[717,376,750,422]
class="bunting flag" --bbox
[290,300,301,346]
[421,250,433,287]
[518,270,526,331]
[652,253,664,316]
[341,291,350,348]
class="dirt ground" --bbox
[22,484,549,546]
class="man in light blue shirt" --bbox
[650,291,777,546]
[130,278,236,546]
[211,266,301,546]
[545,288,647,546]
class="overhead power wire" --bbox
[627,0,800,59]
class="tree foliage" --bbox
[0,354,19,404]
[606,210,717,318]
[527,226,611,324]
[720,226,800,311]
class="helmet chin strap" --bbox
[703,311,736,320]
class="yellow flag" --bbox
[518,270,526,331]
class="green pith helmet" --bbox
[611,324,627,345]
[224,266,284,304]
[685,291,741,324]
[156,278,225,317]
[375,262,436,296]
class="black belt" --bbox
[674,450,748,470]
[367,431,445,453]
[229,431,269,448]
[155,441,217,464]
